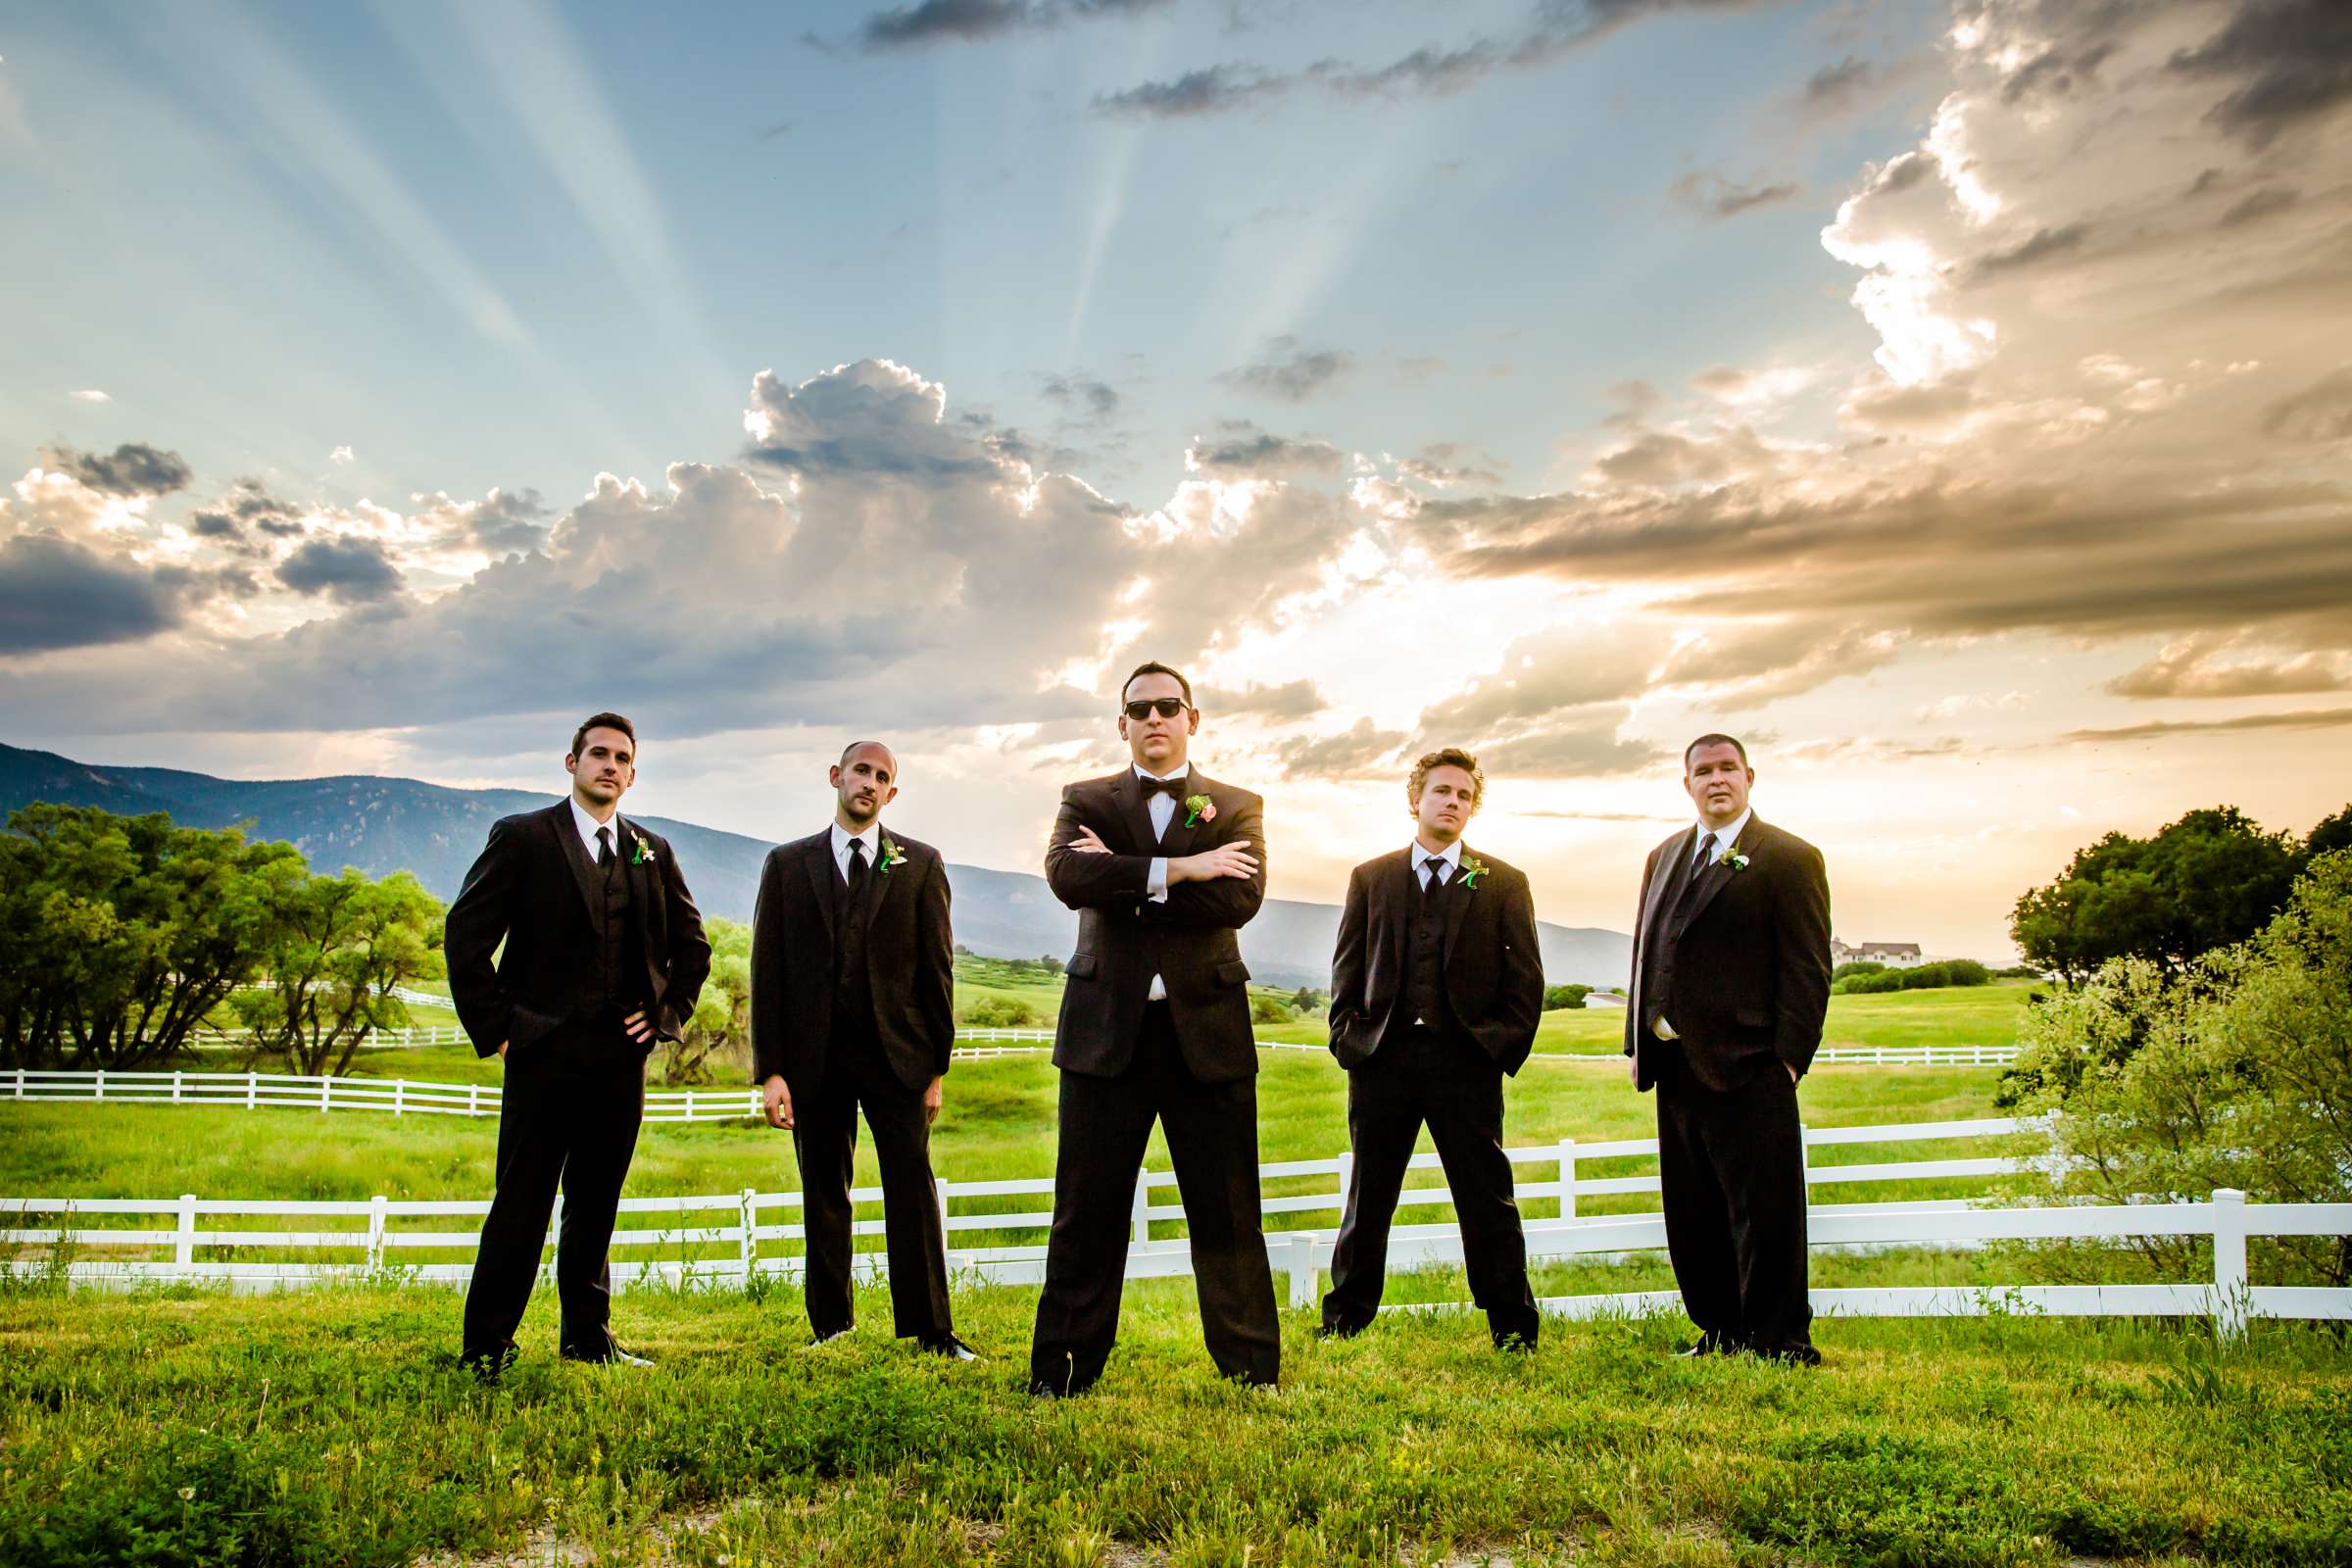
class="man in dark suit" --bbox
[1322,747,1544,1348]
[1624,733,1831,1363]
[447,711,711,1378]
[1027,661,1280,1396]
[749,741,974,1359]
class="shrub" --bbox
[959,996,1040,1029]
[1542,984,1591,1010]
[1833,959,1887,979]
[1250,995,1292,1024]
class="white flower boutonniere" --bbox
[1459,854,1490,890]
[631,834,656,865]
[877,840,907,874]
[1721,848,1750,872]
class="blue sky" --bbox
[4,0,2349,957]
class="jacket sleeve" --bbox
[1486,867,1545,1073]
[1156,790,1268,930]
[749,852,788,1085]
[1772,839,1833,1076]
[1044,786,1153,910]
[1622,849,1655,1061]
[1325,865,1370,1063]
[917,853,956,1078]
[655,837,710,1042]
[445,817,520,1057]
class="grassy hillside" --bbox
[0,1275,2344,1567]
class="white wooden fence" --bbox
[10,1110,2343,1335]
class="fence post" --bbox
[935,1176,953,1257]
[1286,1232,1318,1310]
[739,1188,759,1285]
[468,1083,481,1118]
[172,1071,183,1104]
[367,1195,388,1278]
[685,1089,698,1122]
[175,1194,197,1270]
[246,1071,257,1110]
[1131,1171,1152,1247]
[393,1079,406,1117]
[320,1076,332,1113]
[1335,1151,1353,1224]
[1556,1137,1578,1221]
[1798,1120,1812,1192]
[2212,1187,2249,1343]
[544,1194,564,1287]
[12,1067,21,1100]
[95,1070,105,1102]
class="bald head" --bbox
[831,740,900,831]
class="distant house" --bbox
[1840,941,1925,968]
[1585,989,1628,1008]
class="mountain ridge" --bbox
[0,741,1634,990]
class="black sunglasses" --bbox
[1122,698,1190,720]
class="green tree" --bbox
[1542,984,1591,1010]
[234,867,445,1076]
[0,806,304,1071]
[961,995,1040,1029]
[661,916,749,1086]
[1250,994,1292,1024]
[2002,851,2352,1286]
[2010,806,2298,981]
[2305,803,2352,864]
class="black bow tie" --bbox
[1140,774,1190,801]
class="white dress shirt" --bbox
[829,820,881,881]
[1650,807,1754,1042]
[1411,837,1462,891]
[569,796,622,864]
[1135,762,1189,1001]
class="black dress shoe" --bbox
[1494,1330,1539,1353]
[1673,1334,1729,1357]
[562,1344,654,1367]
[917,1333,982,1362]
[1316,1320,1365,1342]
[1759,1343,1824,1367]
[804,1327,853,1348]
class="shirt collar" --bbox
[569,795,619,849]
[1693,807,1752,852]
[1132,762,1191,786]
[1412,838,1463,874]
[830,820,880,856]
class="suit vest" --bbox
[597,850,650,1015]
[1402,872,1461,1038]
[829,860,879,1046]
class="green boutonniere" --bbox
[1183,793,1216,828]
[1459,855,1490,889]
[1721,848,1750,872]
[631,834,655,865]
[877,840,907,874]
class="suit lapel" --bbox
[1678,815,1760,933]
[550,804,603,930]
[863,830,897,930]
[618,816,665,955]
[1641,827,1699,942]
[802,832,837,938]
[1387,850,1418,977]
[1156,769,1202,858]
[1113,769,1158,857]
[1441,847,1475,961]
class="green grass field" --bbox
[1,1272,2345,1567]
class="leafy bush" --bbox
[1833,959,1886,979]
[959,996,1040,1029]
[2000,850,2352,1286]
[1250,995,1292,1024]
[1542,984,1591,1010]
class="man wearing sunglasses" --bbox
[1028,661,1280,1396]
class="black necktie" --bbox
[596,824,613,865]
[1690,832,1715,876]
[1422,859,1446,901]
[845,838,869,904]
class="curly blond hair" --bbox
[1407,746,1485,809]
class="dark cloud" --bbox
[745,364,1002,478]
[1196,678,1328,720]
[2261,367,2352,443]
[861,0,1028,49]
[1863,150,1934,197]
[1188,423,1343,477]
[275,538,404,605]
[1967,222,2090,281]
[1040,374,1120,419]
[2000,40,2114,104]
[1459,712,1666,779]
[1094,64,1285,119]
[2065,706,2352,743]
[2170,0,2352,148]
[0,535,187,653]
[187,480,307,548]
[1277,716,1407,780]
[468,488,550,555]
[2218,185,2298,227]
[1394,443,1503,488]
[1313,41,1499,99]
[46,442,193,498]
[1219,338,1354,402]
[1669,170,1802,220]
[1805,54,1879,105]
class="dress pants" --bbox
[792,1038,955,1341]
[1653,1048,1815,1355]
[461,1014,646,1362]
[1322,1025,1539,1345]
[1029,1003,1281,1393]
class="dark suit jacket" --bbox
[1044,767,1266,1083]
[446,800,712,1059]
[747,827,956,1096]
[1623,814,1831,1093]
[1326,845,1544,1075]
